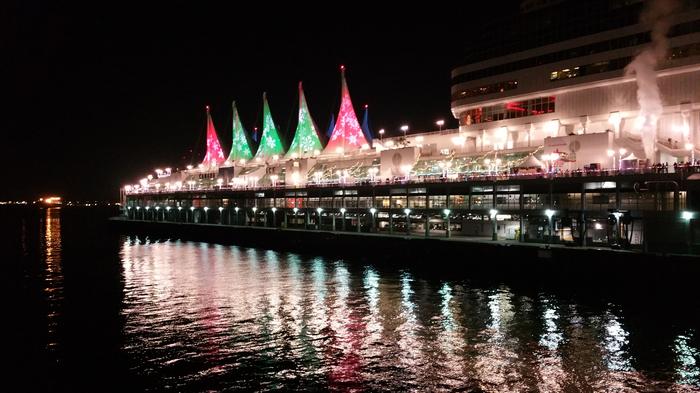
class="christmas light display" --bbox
[286,82,324,158]
[228,101,254,162]
[253,93,285,160]
[324,66,369,154]
[201,106,226,167]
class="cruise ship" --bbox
[122,0,700,254]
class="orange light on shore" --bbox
[42,196,62,205]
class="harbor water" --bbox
[4,206,700,392]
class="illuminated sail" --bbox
[201,106,226,167]
[227,101,254,162]
[253,92,285,160]
[324,66,369,154]
[286,82,324,158]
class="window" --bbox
[449,195,468,208]
[451,19,700,86]
[452,80,518,100]
[549,42,700,82]
[391,196,407,208]
[359,197,372,208]
[461,96,555,125]
[429,195,447,208]
[408,196,427,208]
[471,194,493,209]
[496,194,520,209]
[375,196,390,208]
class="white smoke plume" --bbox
[626,0,680,161]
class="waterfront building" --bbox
[122,1,700,254]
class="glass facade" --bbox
[452,80,518,101]
[461,96,555,125]
[549,42,700,82]
[453,19,700,86]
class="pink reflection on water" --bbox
[117,239,700,391]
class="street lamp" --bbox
[177,206,182,222]
[203,206,209,223]
[404,208,411,235]
[218,206,224,224]
[436,119,445,131]
[489,209,498,240]
[189,206,194,223]
[400,125,409,139]
[379,128,385,142]
[545,209,555,244]
[369,208,377,231]
[336,206,345,231]
[251,206,257,226]
[444,208,451,238]
[682,211,693,254]
[271,207,277,227]
[235,206,240,225]
[612,211,622,246]
[316,207,323,230]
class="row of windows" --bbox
[460,96,556,125]
[452,19,700,86]
[452,80,518,101]
[549,57,631,81]
[549,42,700,82]
[463,0,645,64]
[132,191,687,212]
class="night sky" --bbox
[4,2,518,201]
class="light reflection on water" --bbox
[41,208,63,355]
[118,238,700,392]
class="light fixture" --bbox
[369,208,377,214]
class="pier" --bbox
[120,169,700,256]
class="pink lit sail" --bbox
[324,66,369,154]
[201,106,226,167]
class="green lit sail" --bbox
[254,93,285,160]
[227,101,254,162]
[286,82,323,158]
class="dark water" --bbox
[4,207,700,392]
